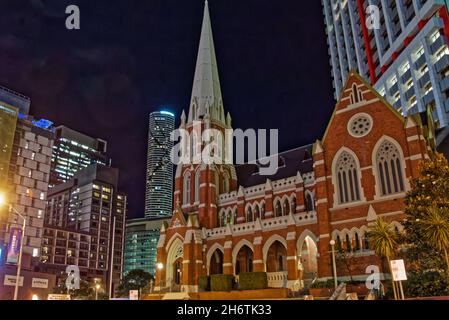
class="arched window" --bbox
[283,198,290,216]
[336,236,342,252]
[275,200,282,217]
[335,151,361,204]
[261,202,266,219]
[376,140,405,196]
[254,205,260,220]
[223,172,230,194]
[217,132,223,160]
[246,206,253,222]
[234,209,238,224]
[364,234,370,251]
[350,83,363,104]
[355,232,361,251]
[227,210,233,225]
[195,169,201,202]
[192,132,199,157]
[291,196,297,214]
[345,234,352,252]
[183,171,191,205]
[214,170,220,196]
[305,191,315,212]
[218,211,224,227]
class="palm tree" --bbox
[418,206,449,275]
[367,218,399,300]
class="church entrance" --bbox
[266,241,287,272]
[173,258,183,286]
[209,250,224,275]
[235,245,253,275]
[299,236,318,277]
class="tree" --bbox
[418,206,449,274]
[52,277,108,300]
[367,218,399,299]
[404,153,449,297]
[117,270,154,298]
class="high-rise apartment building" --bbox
[322,0,449,128]
[0,86,54,269]
[145,111,175,218]
[123,217,170,276]
[40,164,126,296]
[50,125,108,186]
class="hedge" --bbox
[210,274,234,292]
[198,275,210,292]
[238,272,268,290]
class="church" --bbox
[155,1,434,292]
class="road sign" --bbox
[390,259,407,281]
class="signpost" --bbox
[390,259,407,300]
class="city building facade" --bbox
[40,164,127,295]
[123,217,170,276]
[50,125,108,186]
[322,0,449,129]
[145,111,175,219]
[155,2,434,292]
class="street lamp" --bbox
[95,284,101,300]
[0,193,26,301]
[330,240,338,290]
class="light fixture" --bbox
[0,193,5,206]
[157,263,164,270]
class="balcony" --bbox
[419,71,431,88]
[414,54,426,69]
[435,54,449,73]
[430,36,447,55]
[400,69,412,83]
[267,272,288,288]
[440,74,449,92]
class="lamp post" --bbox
[0,194,26,301]
[95,284,101,300]
[330,240,338,290]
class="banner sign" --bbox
[390,259,407,281]
[6,227,22,265]
[32,278,49,289]
[48,294,71,301]
[3,275,24,287]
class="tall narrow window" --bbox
[275,201,282,217]
[195,169,201,202]
[305,191,315,212]
[291,196,297,214]
[283,198,290,216]
[183,171,191,205]
[254,205,260,220]
[350,83,363,104]
[376,140,405,196]
[335,151,361,204]
[246,206,253,222]
[223,172,230,194]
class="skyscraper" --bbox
[145,111,175,218]
[50,125,108,186]
[322,0,449,128]
[41,164,127,296]
[123,217,170,276]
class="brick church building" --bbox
[155,1,434,292]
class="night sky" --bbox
[0,0,335,219]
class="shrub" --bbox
[238,272,268,291]
[310,279,339,289]
[210,275,234,292]
[198,275,210,292]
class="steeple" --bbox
[188,0,225,125]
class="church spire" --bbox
[188,0,224,125]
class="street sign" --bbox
[47,294,71,300]
[129,290,139,300]
[3,275,24,287]
[32,278,49,289]
[390,259,407,281]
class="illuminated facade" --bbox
[50,125,108,186]
[323,0,449,128]
[145,111,175,218]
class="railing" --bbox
[267,271,288,288]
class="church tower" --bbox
[174,0,237,230]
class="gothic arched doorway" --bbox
[209,250,224,275]
[173,258,183,285]
[235,245,253,275]
[266,241,287,272]
[299,236,318,275]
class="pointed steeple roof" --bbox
[188,0,224,125]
